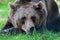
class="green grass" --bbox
[0,28,60,40]
[0,0,60,40]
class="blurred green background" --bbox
[0,0,60,40]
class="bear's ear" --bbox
[33,1,44,9]
[8,3,16,10]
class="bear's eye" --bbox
[21,17,26,24]
[31,16,36,23]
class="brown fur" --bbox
[2,0,60,33]
[13,0,59,22]
[2,1,47,33]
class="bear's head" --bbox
[9,1,47,33]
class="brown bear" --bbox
[2,0,47,33]
[2,0,60,34]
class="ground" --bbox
[0,0,60,40]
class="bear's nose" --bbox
[30,27,34,32]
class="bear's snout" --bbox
[30,27,34,32]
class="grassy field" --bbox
[0,0,60,40]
